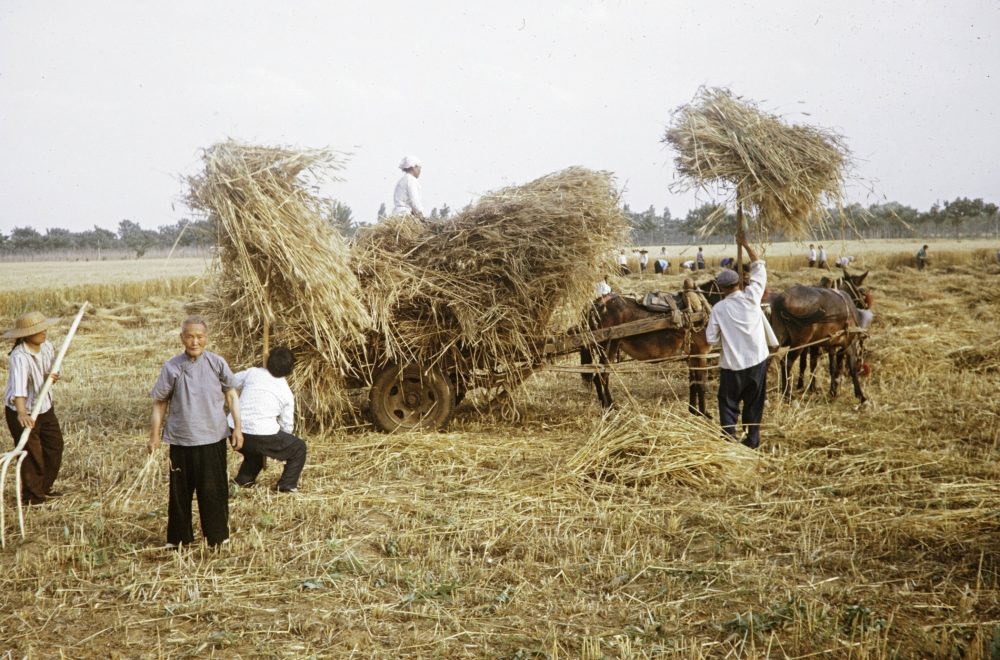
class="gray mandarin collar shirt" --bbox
[150,351,236,447]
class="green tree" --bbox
[680,203,734,237]
[8,226,43,251]
[439,203,451,220]
[377,202,387,220]
[325,200,356,236]
[118,219,156,257]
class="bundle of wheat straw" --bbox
[664,87,851,238]
[187,141,371,425]
[351,167,629,392]
[566,410,757,488]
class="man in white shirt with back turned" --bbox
[705,234,778,449]
[393,155,425,217]
[230,347,307,493]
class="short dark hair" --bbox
[266,346,295,378]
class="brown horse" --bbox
[580,293,711,415]
[769,283,870,403]
[791,268,872,392]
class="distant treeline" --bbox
[2,196,997,257]
[625,196,1000,245]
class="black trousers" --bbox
[167,439,229,546]
[5,406,64,502]
[718,358,769,449]
[235,430,307,490]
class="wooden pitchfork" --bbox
[0,301,88,547]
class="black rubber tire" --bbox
[368,364,456,432]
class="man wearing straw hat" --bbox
[705,235,778,449]
[393,156,425,218]
[148,316,242,548]
[4,311,65,505]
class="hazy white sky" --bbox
[1,0,997,233]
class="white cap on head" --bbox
[399,155,421,170]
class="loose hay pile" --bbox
[187,141,371,423]
[664,86,851,238]
[566,410,756,488]
[352,167,629,393]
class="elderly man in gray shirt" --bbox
[148,316,242,548]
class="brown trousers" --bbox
[5,405,64,502]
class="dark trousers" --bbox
[168,439,229,546]
[235,430,307,490]
[718,359,769,449]
[5,406,64,502]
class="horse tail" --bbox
[580,345,594,383]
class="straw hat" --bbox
[2,311,61,339]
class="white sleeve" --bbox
[278,386,295,434]
[746,261,767,304]
[706,307,721,345]
[407,176,424,215]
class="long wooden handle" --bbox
[13,301,89,454]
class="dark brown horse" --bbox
[580,293,711,415]
[769,283,870,403]
[790,267,872,392]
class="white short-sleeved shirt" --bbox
[393,172,424,216]
[227,367,295,436]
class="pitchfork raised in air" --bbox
[0,301,88,548]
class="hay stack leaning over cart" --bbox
[187,141,371,428]
[353,167,630,430]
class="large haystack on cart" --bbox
[188,142,631,432]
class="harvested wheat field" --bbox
[0,255,998,658]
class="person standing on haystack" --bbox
[4,311,65,506]
[230,347,307,494]
[393,156,425,218]
[706,234,778,450]
[148,316,242,549]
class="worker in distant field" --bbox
[639,250,649,273]
[149,316,242,549]
[230,347,307,494]
[393,156,425,218]
[706,234,778,450]
[807,244,817,267]
[817,245,827,269]
[916,244,929,271]
[696,247,706,270]
[4,311,65,506]
[618,250,629,276]
[654,258,668,274]
[594,276,612,300]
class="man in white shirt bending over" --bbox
[705,234,778,449]
[230,347,307,493]
[393,155,425,218]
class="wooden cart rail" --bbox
[540,311,708,358]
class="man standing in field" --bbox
[808,244,817,267]
[149,316,242,548]
[696,247,706,270]
[706,234,778,449]
[230,347,307,493]
[817,245,827,269]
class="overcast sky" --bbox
[1,1,997,234]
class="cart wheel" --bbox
[369,364,456,432]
